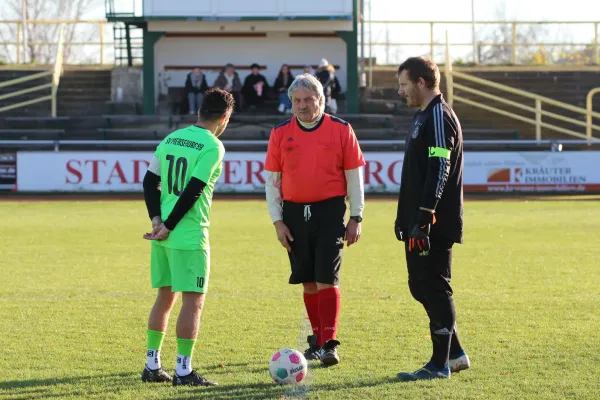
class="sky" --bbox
[81,0,600,65]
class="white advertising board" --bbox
[16,151,600,193]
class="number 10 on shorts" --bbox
[196,277,205,288]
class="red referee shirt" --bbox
[264,114,366,203]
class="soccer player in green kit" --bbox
[140,88,235,386]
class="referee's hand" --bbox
[345,219,361,247]
[274,220,294,252]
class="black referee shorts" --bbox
[282,196,346,285]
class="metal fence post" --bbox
[511,22,517,64]
[594,22,599,65]
[430,22,434,60]
[16,22,21,64]
[100,21,105,65]
[51,26,65,118]
[445,31,454,108]
[535,98,542,141]
[586,88,600,141]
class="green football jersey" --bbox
[154,125,225,250]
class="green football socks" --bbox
[176,338,196,376]
[146,330,166,369]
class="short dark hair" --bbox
[199,88,235,121]
[397,56,440,90]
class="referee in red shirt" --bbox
[264,73,366,366]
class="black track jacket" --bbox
[395,94,464,244]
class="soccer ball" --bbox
[269,348,308,384]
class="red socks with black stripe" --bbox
[304,287,341,347]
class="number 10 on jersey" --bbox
[166,154,188,196]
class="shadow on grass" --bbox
[203,362,273,375]
[0,371,404,400]
[0,372,135,390]
[0,372,137,399]
[0,372,281,400]
[171,376,402,400]
[164,382,285,400]
[310,375,401,391]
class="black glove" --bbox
[394,220,403,241]
[408,210,436,254]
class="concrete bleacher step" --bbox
[2,116,70,130]
[55,70,112,116]
[0,128,65,141]
[56,89,112,101]
[0,113,527,144]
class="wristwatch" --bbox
[349,216,363,223]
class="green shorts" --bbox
[150,243,210,293]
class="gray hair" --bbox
[288,74,326,112]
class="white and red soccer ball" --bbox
[269,348,308,384]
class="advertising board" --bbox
[16,151,600,193]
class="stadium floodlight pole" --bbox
[471,0,477,64]
[21,0,28,64]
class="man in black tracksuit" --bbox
[394,57,470,381]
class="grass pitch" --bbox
[0,198,599,400]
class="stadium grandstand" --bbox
[1,0,600,193]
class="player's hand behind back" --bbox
[143,222,171,241]
[151,216,162,233]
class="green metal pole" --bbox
[142,26,164,115]
[336,0,359,113]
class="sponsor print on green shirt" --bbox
[154,125,224,250]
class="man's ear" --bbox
[219,112,230,126]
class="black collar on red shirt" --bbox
[295,114,326,132]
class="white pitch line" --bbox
[283,313,313,399]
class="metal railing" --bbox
[0,19,599,65]
[444,32,600,142]
[0,26,65,116]
[361,20,600,65]
[587,88,600,139]
[0,20,142,65]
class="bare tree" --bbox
[475,4,549,64]
[0,0,101,64]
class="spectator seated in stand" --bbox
[213,63,243,111]
[184,68,209,115]
[242,63,269,110]
[315,59,342,115]
[273,64,294,114]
